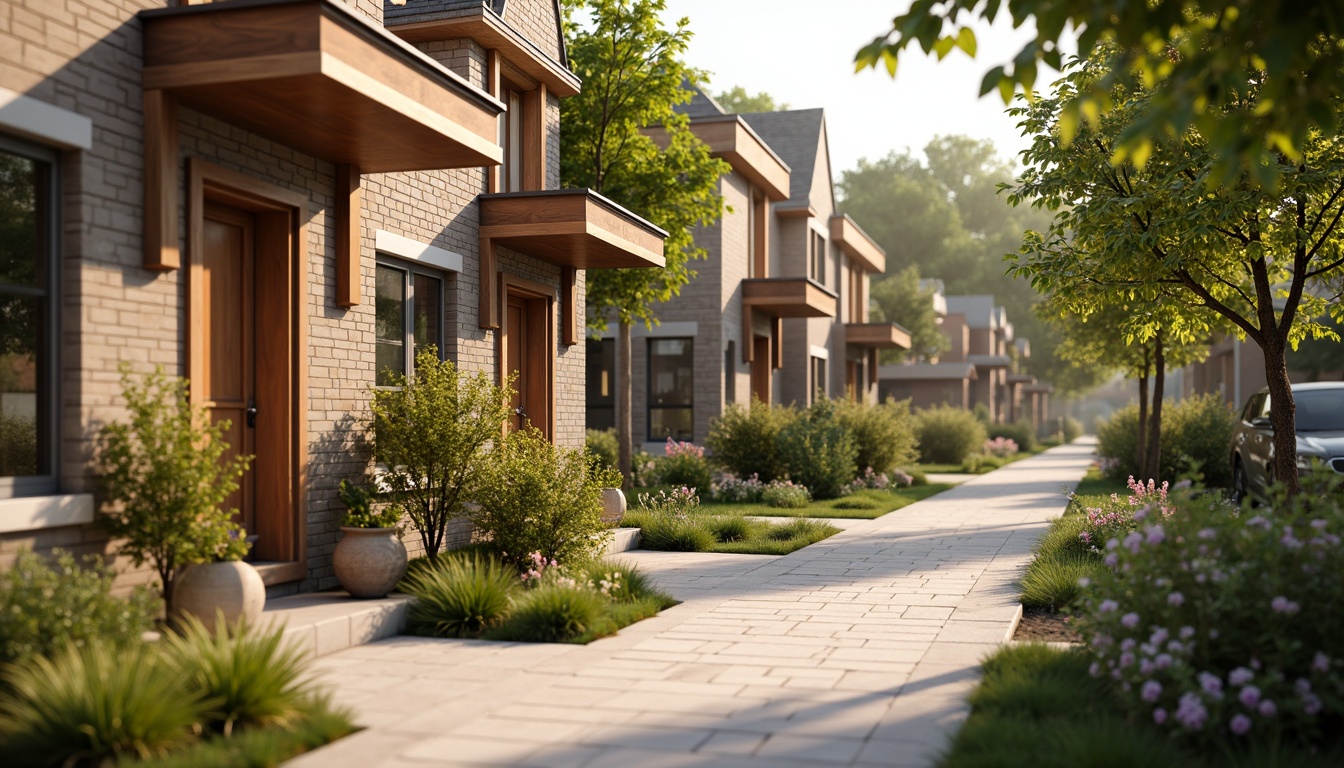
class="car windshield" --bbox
[1295,389,1344,432]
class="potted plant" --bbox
[99,364,260,630]
[333,479,406,598]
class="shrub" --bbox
[989,420,1037,453]
[761,480,810,508]
[1095,404,1143,482]
[706,516,755,543]
[472,428,619,565]
[0,548,158,666]
[371,349,512,560]
[972,402,992,425]
[710,473,765,503]
[1019,552,1102,611]
[403,555,517,638]
[336,479,399,529]
[834,397,918,475]
[1164,393,1237,488]
[635,486,700,518]
[0,641,206,766]
[161,616,312,737]
[584,428,618,472]
[652,438,713,492]
[632,515,716,552]
[1063,416,1084,443]
[99,364,251,613]
[983,436,1020,458]
[847,467,891,493]
[962,453,1008,473]
[914,404,987,464]
[572,560,660,603]
[777,398,858,500]
[1075,472,1344,752]
[705,399,797,482]
[493,584,606,643]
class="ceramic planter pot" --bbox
[601,487,626,526]
[334,527,408,598]
[174,560,266,632]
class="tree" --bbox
[714,86,787,113]
[561,0,728,481]
[1008,56,1344,495]
[868,266,948,363]
[857,0,1344,187]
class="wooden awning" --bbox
[140,0,504,173]
[648,116,791,201]
[830,214,886,274]
[742,277,837,318]
[845,322,911,349]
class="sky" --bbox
[659,0,1062,178]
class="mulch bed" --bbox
[1014,607,1083,643]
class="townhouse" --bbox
[0,0,664,595]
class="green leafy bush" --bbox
[1076,472,1344,752]
[491,584,606,643]
[0,411,37,477]
[651,439,713,492]
[761,480,810,508]
[632,515,716,552]
[99,364,251,613]
[961,453,1009,473]
[402,555,517,638]
[777,398,858,499]
[123,696,354,768]
[913,404,988,464]
[1063,416,1084,443]
[584,428,618,472]
[989,420,1037,453]
[705,399,797,482]
[0,641,206,766]
[0,548,158,666]
[1095,396,1237,486]
[834,397,918,475]
[472,428,620,565]
[161,616,312,737]
[371,349,511,559]
[336,480,398,529]
[706,516,755,543]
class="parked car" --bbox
[1230,382,1344,504]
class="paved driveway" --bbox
[291,440,1095,768]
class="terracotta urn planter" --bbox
[174,560,266,632]
[334,527,408,598]
[601,487,626,526]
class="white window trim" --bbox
[0,494,94,533]
[375,230,463,273]
[809,345,829,360]
[0,87,92,151]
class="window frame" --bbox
[810,355,827,403]
[646,336,694,442]
[809,228,826,285]
[0,134,60,499]
[585,337,616,431]
[373,256,447,387]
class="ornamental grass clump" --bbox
[492,584,606,643]
[1075,472,1344,754]
[403,555,517,638]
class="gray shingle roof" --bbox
[675,80,727,118]
[877,362,978,381]
[945,295,998,329]
[741,109,825,207]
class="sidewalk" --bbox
[292,440,1095,768]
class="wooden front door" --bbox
[504,290,550,438]
[201,201,257,539]
[751,335,771,404]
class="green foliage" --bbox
[571,560,661,604]
[988,420,1036,453]
[161,616,312,738]
[402,555,517,638]
[121,697,354,768]
[713,85,787,113]
[835,397,919,475]
[584,428,618,472]
[868,266,949,363]
[336,480,398,529]
[371,349,512,558]
[0,641,206,766]
[970,645,1103,721]
[1019,551,1101,611]
[490,584,606,643]
[914,404,987,464]
[705,399,796,482]
[0,548,158,667]
[629,513,715,552]
[99,364,251,613]
[1062,416,1083,443]
[761,481,810,509]
[705,516,756,544]
[712,519,838,555]
[858,0,1344,187]
[651,450,712,493]
[960,453,1008,474]
[777,398,858,500]
[0,410,36,477]
[1095,404,1143,483]
[1096,396,1237,486]
[472,428,619,565]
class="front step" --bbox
[263,592,411,658]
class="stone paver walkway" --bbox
[291,441,1094,768]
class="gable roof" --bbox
[384,0,568,71]
[741,109,827,209]
[675,81,727,118]
[945,295,999,329]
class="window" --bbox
[585,338,615,431]
[809,229,826,284]
[0,137,57,497]
[500,86,524,193]
[648,338,693,441]
[375,261,444,385]
[724,341,736,403]
[810,355,827,402]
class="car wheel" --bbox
[1232,460,1249,506]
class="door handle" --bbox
[246,398,258,428]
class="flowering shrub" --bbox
[1076,472,1344,751]
[849,467,891,492]
[761,480,810,509]
[983,436,1019,458]
[636,487,700,519]
[663,438,703,460]
[710,473,766,503]
[650,438,713,492]
[889,469,914,487]
[519,551,574,588]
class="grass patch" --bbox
[623,511,840,555]
[121,699,355,768]
[698,485,951,520]
[1069,467,1128,499]
[1019,552,1102,611]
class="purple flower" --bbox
[1199,672,1224,698]
[1105,553,1119,568]
[1313,652,1330,672]
[1150,628,1170,646]
[1155,653,1173,670]
[1304,694,1323,716]
[1197,528,1217,540]
[1121,612,1140,629]
[1174,479,1193,490]
[1310,519,1328,531]
[1124,531,1144,553]
[1179,626,1196,640]
[1121,638,1137,652]
[1258,700,1277,717]
[1295,678,1312,695]
[1089,662,1101,677]
[1098,599,1119,613]
[1176,693,1208,730]
[1168,592,1185,607]
[1120,651,1136,669]
[1142,680,1163,702]
[1238,685,1261,708]
[1228,667,1254,687]
[1106,537,1120,551]
[1230,714,1252,735]
[1153,707,1168,725]
[1134,506,1149,522]
[1271,596,1300,615]
[1140,659,1155,675]
[1146,525,1166,545]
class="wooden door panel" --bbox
[503,290,551,439]
[506,297,525,431]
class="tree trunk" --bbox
[1136,371,1149,481]
[617,319,633,488]
[1262,335,1301,496]
[1145,332,1165,483]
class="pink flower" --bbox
[1230,714,1252,735]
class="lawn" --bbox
[915,450,1037,475]
[621,511,841,555]
[629,484,952,520]
[1068,466,1128,498]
